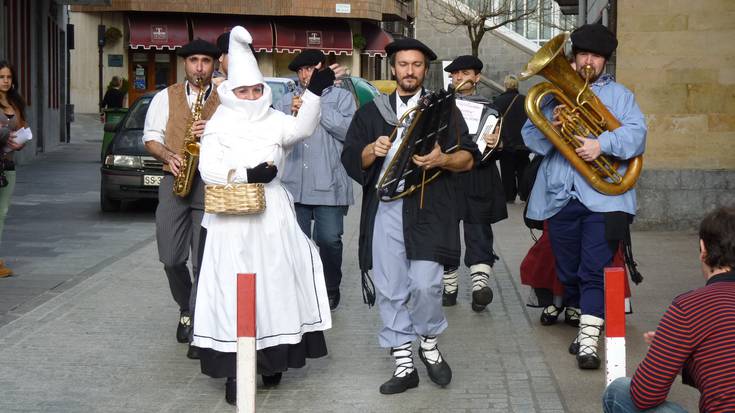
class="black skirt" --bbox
[199,331,328,378]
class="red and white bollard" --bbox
[236,273,256,413]
[604,267,626,386]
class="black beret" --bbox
[176,38,221,59]
[216,32,230,54]
[570,23,618,58]
[385,38,437,61]
[287,49,326,71]
[444,55,483,72]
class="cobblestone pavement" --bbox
[0,114,700,412]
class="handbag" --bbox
[204,182,266,215]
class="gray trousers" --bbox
[155,174,204,314]
[372,199,447,348]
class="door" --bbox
[128,51,176,104]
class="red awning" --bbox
[362,23,394,57]
[274,19,352,55]
[190,16,274,52]
[128,13,188,50]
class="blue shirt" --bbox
[278,85,356,206]
[522,73,647,220]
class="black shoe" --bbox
[471,287,493,312]
[186,345,200,360]
[577,353,601,369]
[225,377,236,405]
[379,369,419,394]
[262,372,282,387]
[564,307,581,328]
[540,305,562,326]
[442,290,457,307]
[176,312,192,344]
[418,348,452,386]
[569,339,579,355]
[328,291,340,311]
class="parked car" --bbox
[100,92,163,211]
[264,76,296,107]
[340,76,381,108]
[369,79,397,95]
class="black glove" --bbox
[307,67,336,97]
[246,162,278,184]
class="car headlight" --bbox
[104,155,143,168]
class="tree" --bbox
[426,0,557,57]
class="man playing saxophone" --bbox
[521,24,647,370]
[143,39,221,359]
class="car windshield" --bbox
[123,96,153,130]
[266,81,294,106]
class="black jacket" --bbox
[101,88,125,109]
[341,92,480,271]
[493,90,528,151]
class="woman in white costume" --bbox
[193,26,337,405]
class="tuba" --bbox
[173,77,205,197]
[519,33,642,196]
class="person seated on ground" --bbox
[192,26,340,406]
[602,205,735,413]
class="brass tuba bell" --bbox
[519,33,642,196]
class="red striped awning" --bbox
[128,13,188,50]
[190,16,274,52]
[362,23,394,57]
[274,18,352,55]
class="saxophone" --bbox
[173,77,205,197]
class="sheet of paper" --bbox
[475,115,500,153]
[454,99,485,134]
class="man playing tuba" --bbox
[522,23,647,370]
[143,39,221,360]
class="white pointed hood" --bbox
[215,25,272,122]
[226,25,264,88]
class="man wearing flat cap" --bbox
[342,38,479,394]
[522,23,647,370]
[277,49,356,311]
[441,55,507,313]
[143,38,221,360]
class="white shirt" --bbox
[377,90,422,188]
[142,81,213,145]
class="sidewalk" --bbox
[0,117,701,412]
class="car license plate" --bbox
[143,175,163,186]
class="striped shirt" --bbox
[631,270,735,412]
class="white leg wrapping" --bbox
[578,315,604,357]
[419,335,443,364]
[442,269,458,294]
[469,263,492,292]
[391,342,414,377]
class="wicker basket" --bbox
[204,183,266,215]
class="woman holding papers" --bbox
[0,60,31,278]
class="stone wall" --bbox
[617,0,735,228]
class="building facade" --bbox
[1,0,70,164]
[70,1,414,113]
[616,0,735,229]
